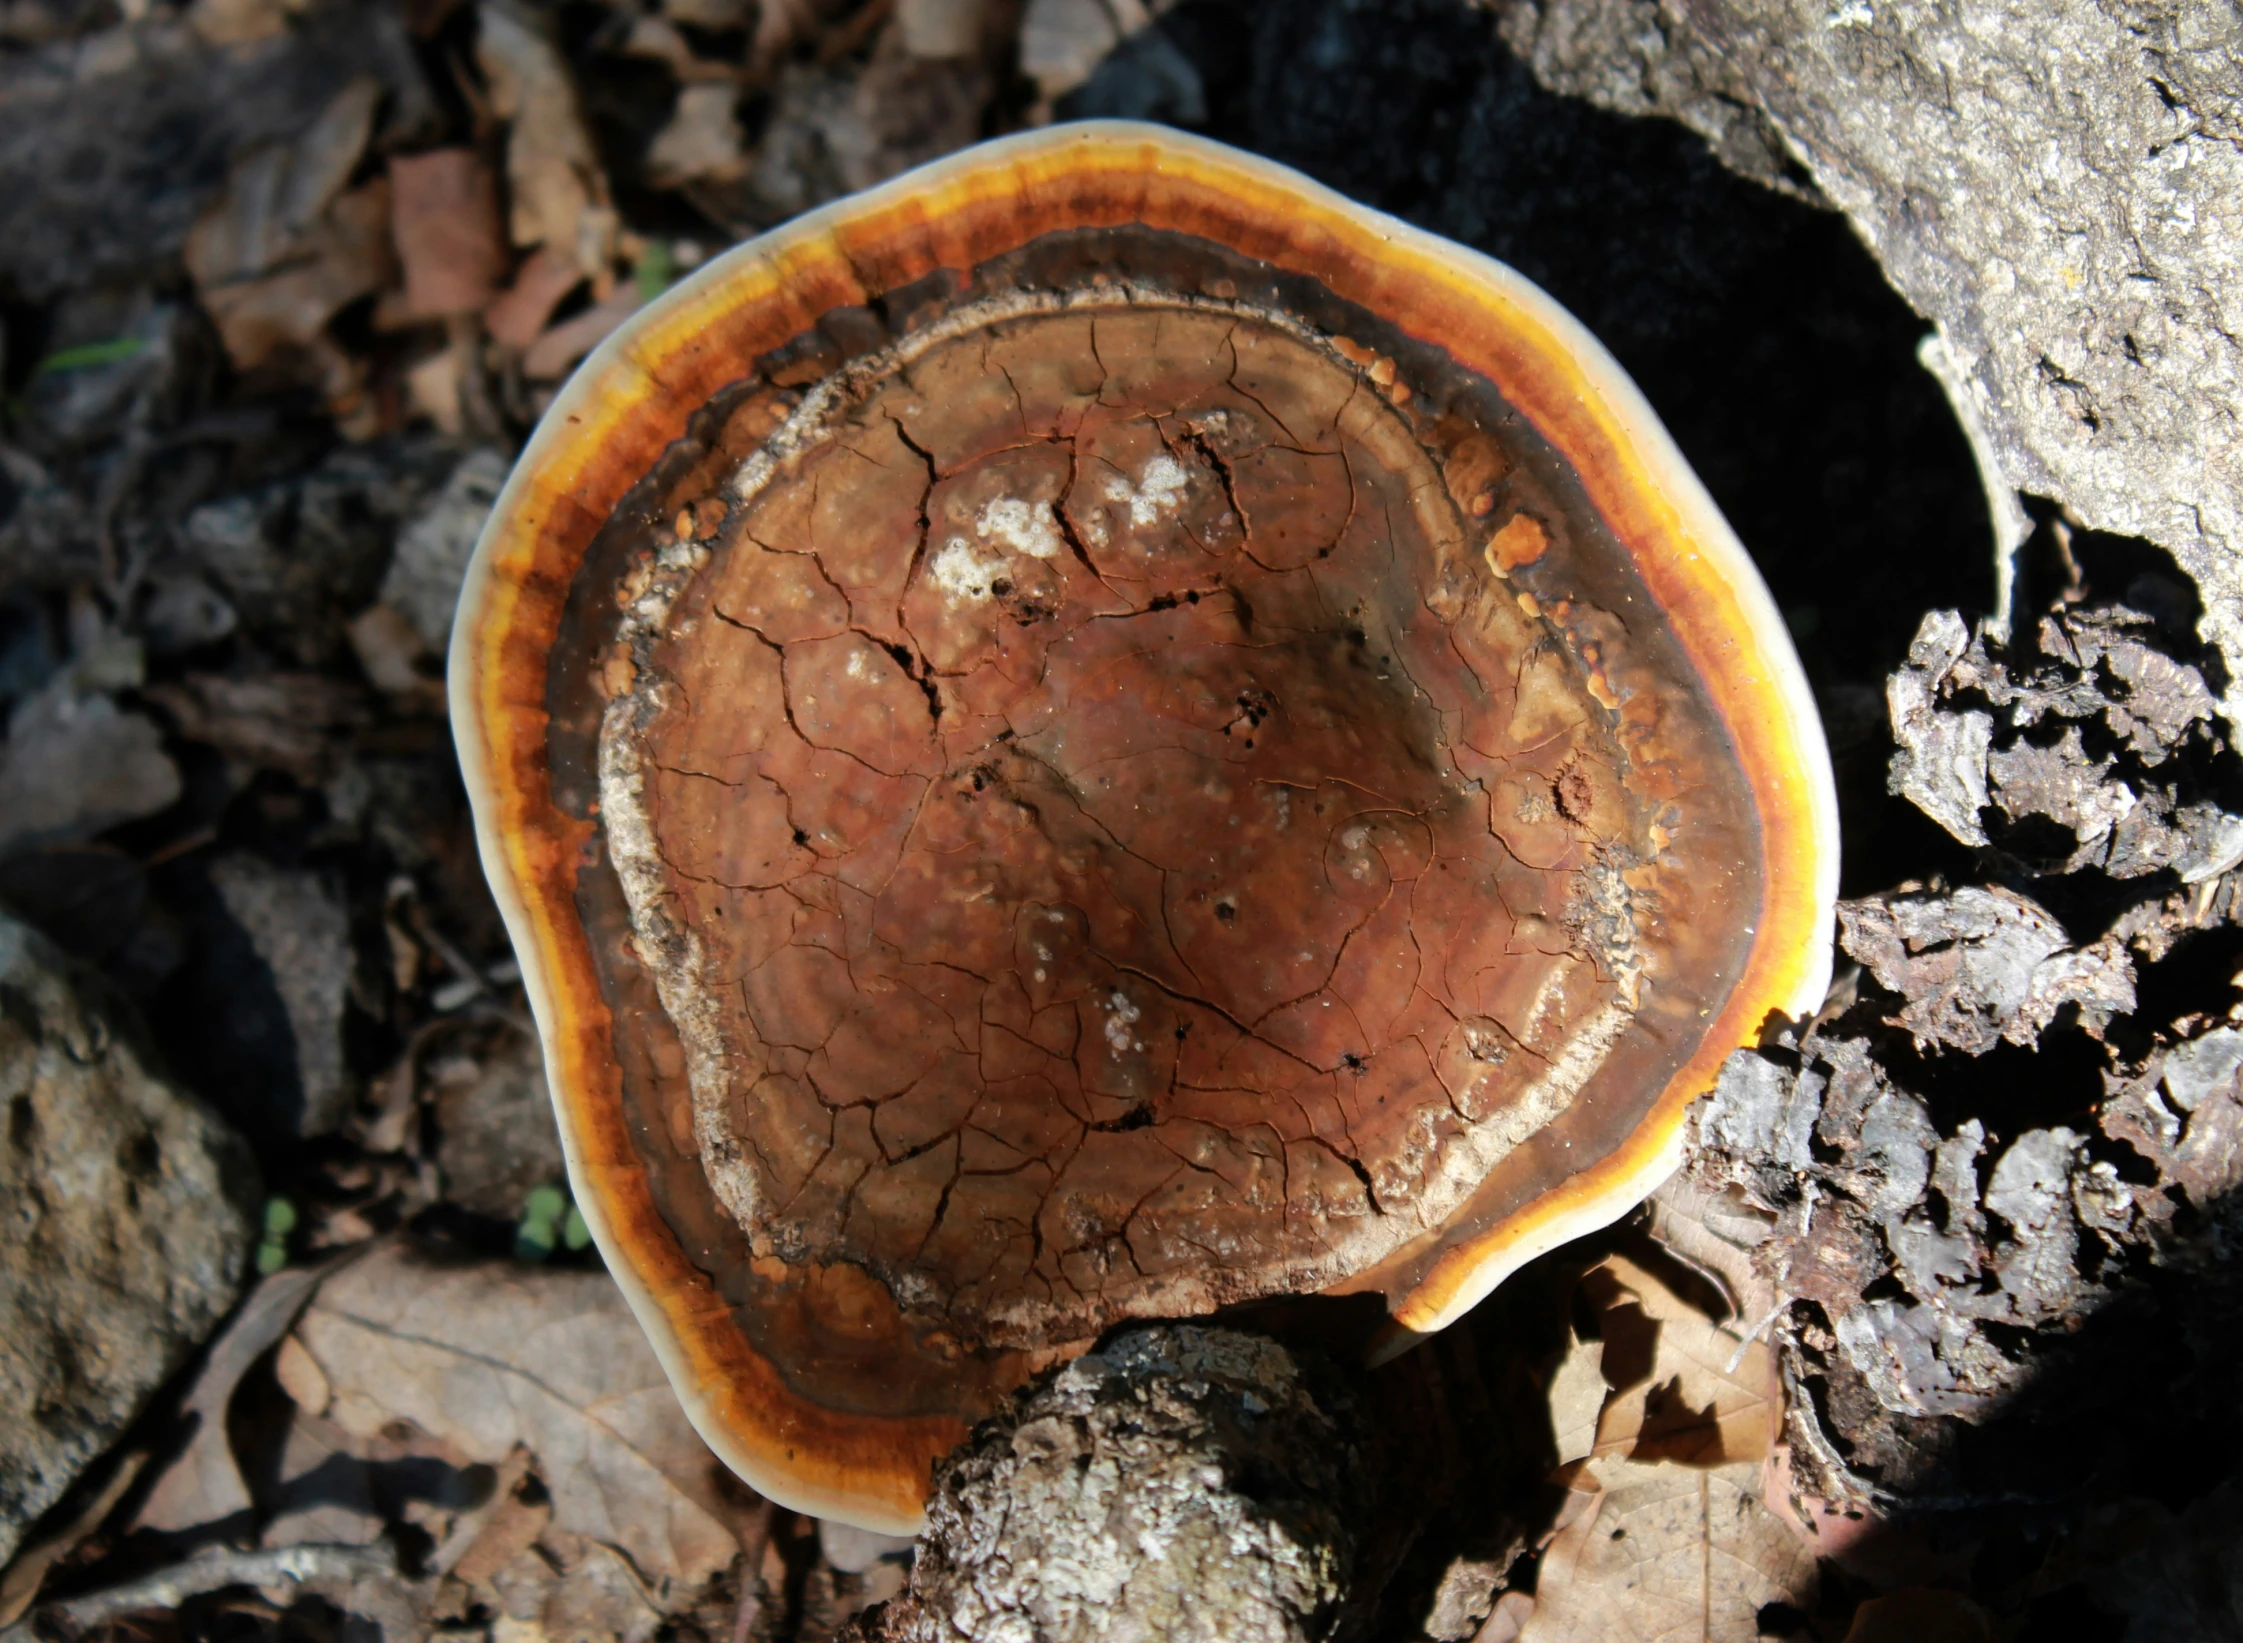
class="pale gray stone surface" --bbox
[0,909,256,1567]
[1496,0,2243,722]
[209,854,355,1138]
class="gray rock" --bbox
[0,908,256,1567]
[379,447,509,654]
[0,673,181,859]
[1494,0,2243,727]
[432,1029,565,1219]
[208,855,355,1137]
[849,1325,1358,1643]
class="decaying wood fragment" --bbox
[842,1326,1361,1643]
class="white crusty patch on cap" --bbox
[977,496,1062,559]
[930,537,1010,601]
[1105,454,1191,528]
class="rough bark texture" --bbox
[842,1326,1360,1643]
[1683,595,2243,1513]
[0,909,259,1567]
[1495,0,2243,723]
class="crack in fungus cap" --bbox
[451,122,1838,1533]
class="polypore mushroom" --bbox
[451,122,1837,1532]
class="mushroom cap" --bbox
[451,122,1837,1532]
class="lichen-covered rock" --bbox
[0,908,257,1566]
[202,853,356,1138]
[846,1326,1360,1643]
[1495,0,2243,727]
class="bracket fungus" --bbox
[451,123,1838,1532]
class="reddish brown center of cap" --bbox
[599,292,1721,1354]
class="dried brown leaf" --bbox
[143,670,373,781]
[521,283,644,380]
[196,181,398,371]
[184,78,384,288]
[291,1244,742,1583]
[272,1334,330,1415]
[645,84,751,190]
[476,0,614,278]
[388,148,505,319]
[1547,1334,1605,1468]
[257,1407,397,1551]
[134,1263,336,1535]
[1516,1456,1815,1643]
[896,0,986,58]
[485,244,585,349]
[1583,1255,1780,1468]
[1644,1175,1781,1327]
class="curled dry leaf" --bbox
[135,1263,338,1535]
[896,0,987,58]
[476,0,614,280]
[645,84,750,190]
[521,283,644,380]
[142,671,373,783]
[1516,1252,1811,1641]
[485,244,584,349]
[184,78,396,372]
[1582,1254,1780,1468]
[290,1243,743,1584]
[1020,0,1158,102]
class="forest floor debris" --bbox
[2,0,2241,1639]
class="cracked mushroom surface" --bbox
[452,123,1837,1530]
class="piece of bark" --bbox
[843,1325,1360,1643]
[1836,885,2136,1054]
[1885,605,2243,879]
[476,0,613,275]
